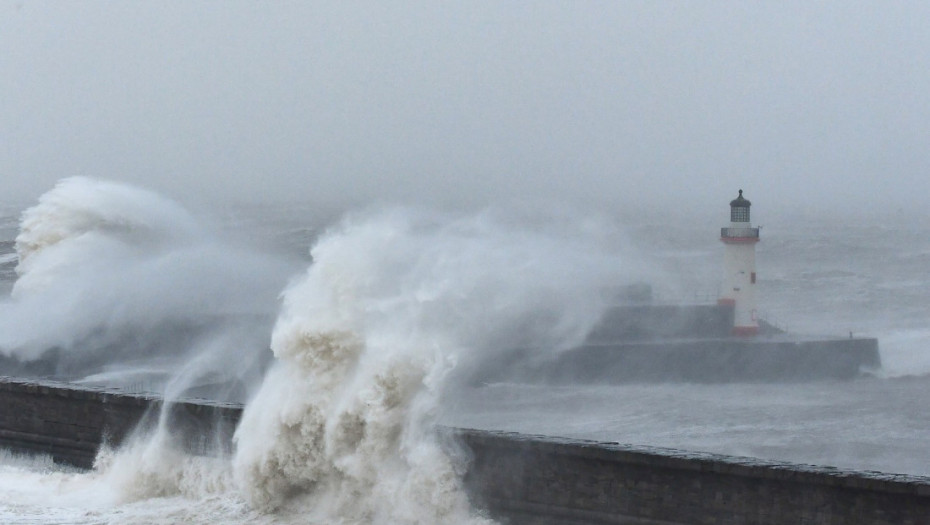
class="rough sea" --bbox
[0,178,929,523]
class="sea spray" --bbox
[0,182,649,522]
[0,446,267,525]
[96,430,237,506]
[0,177,296,400]
[14,176,201,291]
[233,208,643,522]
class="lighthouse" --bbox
[719,190,759,336]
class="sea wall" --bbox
[0,377,239,468]
[1,377,927,524]
[457,429,930,525]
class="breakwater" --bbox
[0,377,239,468]
[1,377,928,524]
[471,304,881,384]
[458,429,930,525]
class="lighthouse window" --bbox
[731,207,750,222]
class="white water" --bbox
[0,177,298,400]
[2,179,930,521]
[232,208,640,523]
[0,180,647,523]
[0,449,265,524]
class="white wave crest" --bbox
[233,208,638,523]
[14,176,201,296]
[0,177,295,401]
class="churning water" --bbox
[1,178,929,523]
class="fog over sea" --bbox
[1,178,930,523]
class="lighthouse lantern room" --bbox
[719,190,760,336]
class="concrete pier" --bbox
[544,335,881,383]
[472,304,881,384]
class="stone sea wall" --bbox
[0,377,239,468]
[1,377,927,524]
[457,429,930,525]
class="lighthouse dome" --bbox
[730,189,751,208]
[729,190,751,222]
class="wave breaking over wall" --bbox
[1,179,645,522]
[232,208,637,522]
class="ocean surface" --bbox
[0,183,929,523]
[443,208,930,476]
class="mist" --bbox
[2,2,930,216]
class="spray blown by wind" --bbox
[232,208,642,522]
[0,179,651,522]
[0,176,297,399]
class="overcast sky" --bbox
[2,2,928,216]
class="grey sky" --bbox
[2,2,928,215]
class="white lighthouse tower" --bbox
[719,190,759,336]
